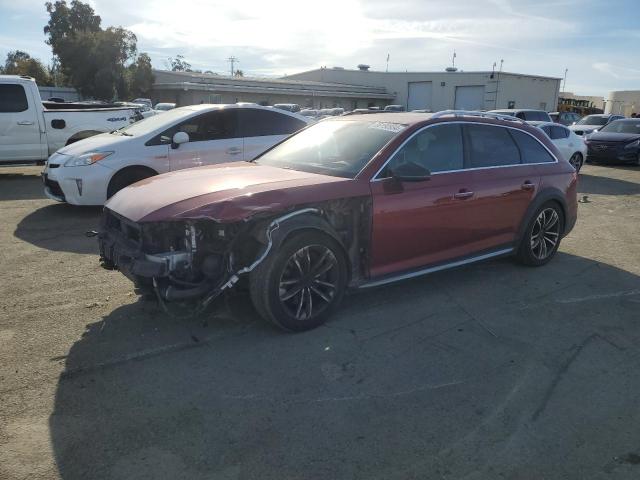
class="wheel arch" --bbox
[65,130,104,145]
[516,188,568,247]
[107,165,158,197]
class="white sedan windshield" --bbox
[117,108,197,136]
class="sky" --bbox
[0,0,639,97]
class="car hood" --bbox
[587,132,640,143]
[55,132,134,157]
[568,124,600,132]
[106,162,365,223]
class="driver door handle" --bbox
[453,190,474,199]
[521,181,535,191]
[17,121,34,126]
[226,147,242,155]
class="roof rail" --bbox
[431,110,526,124]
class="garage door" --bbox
[407,82,432,111]
[454,85,485,110]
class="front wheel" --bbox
[569,152,583,172]
[516,203,564,266]
[249,231,348,332]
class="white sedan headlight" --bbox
[64,151,114,167]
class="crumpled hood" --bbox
[54,132,133,157]
[586,132,640,143]
[106,162,360,223]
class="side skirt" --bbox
[359,247,514,289]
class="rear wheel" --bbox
[569,152,583,172]
[107,167,157,199]
[249,231,348,332]
[516,202,564,266]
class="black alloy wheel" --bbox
[516,202,564,266]
[250,231,348,331]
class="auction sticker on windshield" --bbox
[368,122,405,133]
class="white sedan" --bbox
[530,121,587,172]
[42,104,310,205]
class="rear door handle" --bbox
[226,147,242,155]
[17,121,34,126]
[521,181,535,191]
[453,190,474,199]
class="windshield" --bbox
[116,108,197,136]
[578,115,608,126]
[254,119,405,178]
[600,121,640,134]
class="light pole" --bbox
[494,59,503,109]
[562,68,568,93]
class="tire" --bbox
[515,202,565,267]
[107,167,156,199]
[569,152,583,172]
[249,231,348,332]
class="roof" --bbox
[285,67,562,81]
[330,112,433,125]
[152,69,394,99]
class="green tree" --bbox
[1,50,51,85]
[168,55,191,72]
[44,0,151,100]
[127,53,154,97]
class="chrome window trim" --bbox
[370,120,560,182]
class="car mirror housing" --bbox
[172,131,189,149]
[390,162,432,182]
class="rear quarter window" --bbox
[0,84,29,112]
[465,124,521,168]
[510,130,556,164]
[239,109,307,137]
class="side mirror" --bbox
[171,131,189,149]
[390,162,431,182]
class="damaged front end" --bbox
[98,195,372,317]
[98,207,322,315]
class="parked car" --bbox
[489,109,552,122]
[0,75,140,163]
[98,111,577,332]
[530,121,587,171]
[584,119,640,166]
[154,102,176,112]
[568,114,625,136]
[131,98,153,109]
[384,104,405,112]
[550,111,581,126]
[273,103,301,113]
[42,104,310,205]
[115,102,157,119]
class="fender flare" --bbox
[515,188,569,247]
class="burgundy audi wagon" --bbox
[99,111,578,331]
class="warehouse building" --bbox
[151,70,394,109]
[150,66,561,113]
[604,90,640,116]
[284,66,561,112]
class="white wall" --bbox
[605,91,640,116]
[285,69,561,112]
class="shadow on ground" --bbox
[14,203,102,254]
[49,253,640,479]
[578,172,640,196]
[0,170,47,201]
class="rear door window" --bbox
[510,130,556,164]
[239,109,307,137]
[550,126,569,139]
[0,84,29,112]
[465,124,521,168]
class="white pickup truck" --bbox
[0,75,142,164]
